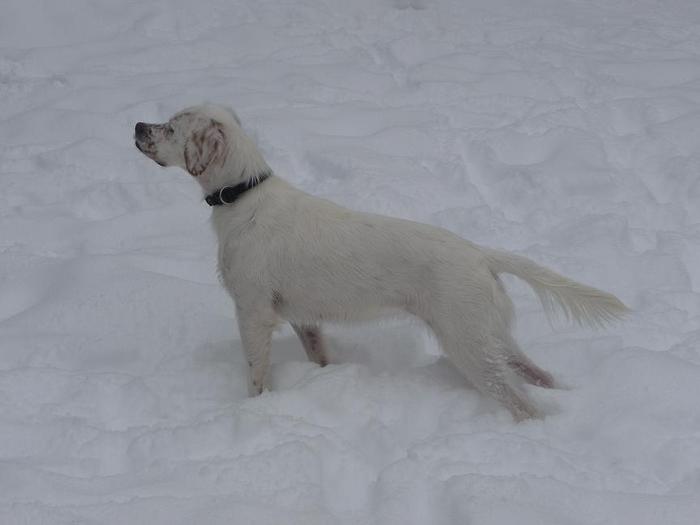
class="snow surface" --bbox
[2,0,700,523]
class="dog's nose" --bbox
[134,122,148,138]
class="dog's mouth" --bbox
[134,139,166,167]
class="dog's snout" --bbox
[135,122,148,138]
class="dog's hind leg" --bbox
[428,314,541,421]
[291,324,329,367]
[451,343,540,421]
[500,336,556,389]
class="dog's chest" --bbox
[212,209,276,294]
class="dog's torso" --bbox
[212,176,493,325]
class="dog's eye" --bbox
[165,125,174,136]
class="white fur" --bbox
[135,104,629,421]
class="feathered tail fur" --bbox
[484,249,629,327]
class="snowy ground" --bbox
[2,0,700,523]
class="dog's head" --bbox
[134,105,237,176]
[135,104,267,190]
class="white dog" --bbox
[134,104,628,420]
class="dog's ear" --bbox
[185,122,227,177]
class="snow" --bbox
[2,0,700,523]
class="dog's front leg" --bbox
[236,307,276,396]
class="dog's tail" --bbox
[484,248,629,327]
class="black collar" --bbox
[204,172,271,207]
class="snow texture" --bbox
[2,0,700,523]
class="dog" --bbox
[134,104,628,420]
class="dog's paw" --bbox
[247,376,266,397]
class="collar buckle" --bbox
[218,187,234,205]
